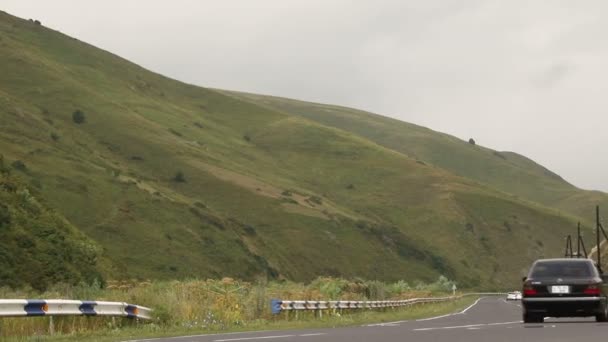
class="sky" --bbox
[3,0,608,191]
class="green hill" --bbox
[0,10,597,289]
[222,91,608,224]
[0,157,105,290]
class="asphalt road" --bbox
[127,297,608,342]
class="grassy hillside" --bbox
[0,11,591,289]
[223,92,608,224]
[0,156,105,290]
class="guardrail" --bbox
[0,300,152,320]
[271,296,457,315]
[271,293,507,315]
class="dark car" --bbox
[522,258,608,323]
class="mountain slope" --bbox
[0,157,105,290]
[223,91,608,224]
[0,11,590,289]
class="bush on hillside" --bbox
[11,160,26,172]
[168,128,182,137]
[0,204,10,227]
[0,174,105,291]
[72,110,86,124]
[308,195,322,205]
[468,138,476,145]
[173,171,186,183]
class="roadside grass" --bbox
[0,277,472,341]
[0,295,477,342]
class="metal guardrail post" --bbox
[49,316,54,336]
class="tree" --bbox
[72,110,86,124]
[468,138,476,145]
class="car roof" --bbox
[533,258,593,263]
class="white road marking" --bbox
[369,296,490,327]
[460,297,483,314]
[416,313,454,322]
[214,335,295,342]
[415,296,486,323]
[415,324,484,331]
[124,330,280,342]
[213,333,326,342]
[487,321,523,326]
[366,320,408,327]
[413,320,522,332]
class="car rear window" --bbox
[529,260,595,278]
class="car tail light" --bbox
[523,285,537,296]
[584,285,601,295]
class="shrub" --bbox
[72,110,85,124]
[11,160,26,171]
[427,275,457,293]
[168,128,182,137]
[282,198,298,204]
[173,171,186,183]
[0,204,10,227]
[308,195,322,205]
[50,132,60,141]
[468,138,476,145]
[242,225,256,236]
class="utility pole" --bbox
[577,223,581,258]
[597,206,602,273]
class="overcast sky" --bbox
[4,1,608,191]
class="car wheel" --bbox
[524,313,544,323]
[596,303,608,322]
[523,313,538,323]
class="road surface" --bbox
[127,297,608,342]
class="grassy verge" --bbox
[0,277,473,341]
[7,296,476,341]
